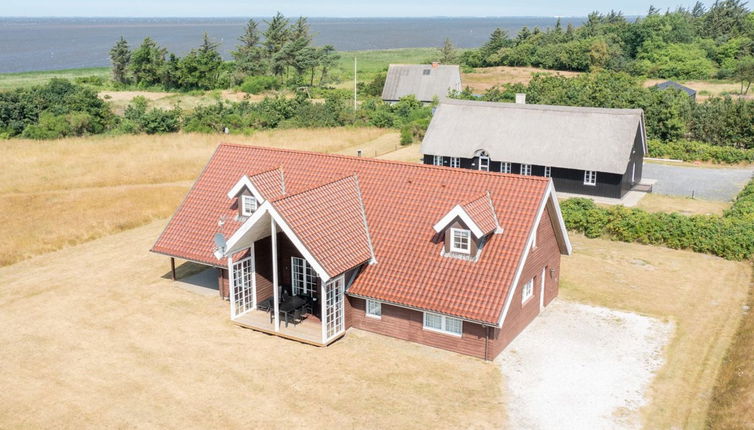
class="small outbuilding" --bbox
[654,80,697,101]
[381,63,462,104]
[421,98,647,199]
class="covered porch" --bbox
[226,208,347,347]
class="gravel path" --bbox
[497,300,673,430]
[643,163,753,201]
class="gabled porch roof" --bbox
[225,175,374,281]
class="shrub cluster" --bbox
[648,140,754,163]
[560,179,754,261]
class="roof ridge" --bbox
[440,99,644,115]
[461,192,490,207]
[217,143,551,184]
[269,174,358,203]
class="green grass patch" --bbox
[0,67,110,90]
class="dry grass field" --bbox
[99,90,277,115]
[635,193,731,216]
[561,235,752,429]
[461,66,582,92]
[0,129,400,266]
[0,221,505,429]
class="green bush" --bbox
[400,126,413,145]
[648,140,754,163]
[240,76,281,94]
[560,178,754,261]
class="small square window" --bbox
[241,195,257,216]
[544,166,551,178]
[423,69,431,75]
[366,299,381,319]
[450,228,471,254]
[520,164,532,175]
[449,157,460,168]
[432,155,443,166]
[501,162,512,174]
[584,170,597,186]
[478,156,490,171]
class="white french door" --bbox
[324,276,345,340]
[291,256,317,295]
[231,256,254,318]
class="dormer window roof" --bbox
[433,192,502,238]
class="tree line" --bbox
[109,12,340,91]
[461,1,754,82]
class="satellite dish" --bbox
[213,233,227,260]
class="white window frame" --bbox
[241,194,256,216]
[423,312,463,337]
[500,162,512,174]
[450,228,471,254]
[291,256,317,296]
[522,278,534,304]
[366,299,382,319]
[584,170,597,186]
[520,164,532,175]
[432,155,443,166]
[478,156,490,171]
[544,166,551,178]
[449,157,460,168]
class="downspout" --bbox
[485,326,489,361]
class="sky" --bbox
[0,0,696,18]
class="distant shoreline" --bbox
[0,16,587,73]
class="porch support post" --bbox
[272,219,280,332]
[321,280,327,343]
[170,257,176,281]
[228,256,235,318]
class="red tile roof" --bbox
[249,167,285,199]
[152,144,559,324]
[462,192,500,235]
[271,175,373,278]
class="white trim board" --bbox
[227,174,266,203]
[433,205,485,238]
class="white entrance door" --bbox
[231,256,254,318]
[324,276,345,340]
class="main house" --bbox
[381,63,462,104]
[421,98,648,199]
[151,144,571,360]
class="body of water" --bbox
[0,16,586,73]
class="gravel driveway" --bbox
[497,300,673,430]
[643,163,753,201]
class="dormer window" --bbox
[241,195,257,216]
[450,228,471,254]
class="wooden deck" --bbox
[233,309,328,346]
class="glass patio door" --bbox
[231,256,254,317]
[324,276,345,340]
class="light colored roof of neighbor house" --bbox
[421,99,646,174]
[151,144,570,325]
[381,64,462,102]
[655,80,697,96]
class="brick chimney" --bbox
[431,62,440,68]
[515,93,527,104]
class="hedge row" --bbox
[560,179,754,261]
[648,140,754,164]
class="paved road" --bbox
[643,163,754,201]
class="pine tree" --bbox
[233,19,267,78]
[317,45,339,85]
[109,36,131,84]
[264,12,291,75]
[691,1,706,17]
[437,38,458,64]
[129,37,167,86]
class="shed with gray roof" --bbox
[381,64,462,103]
[654,81,697,101]
[421,99,647,199]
